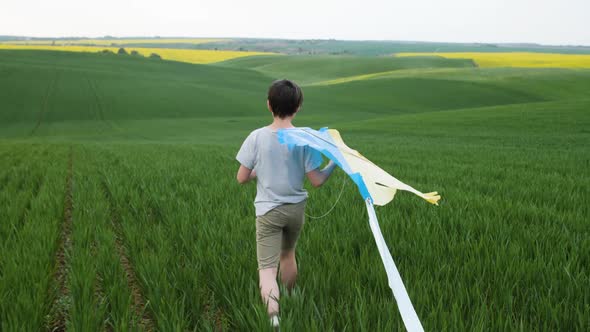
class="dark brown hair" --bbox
[267,79,303,118]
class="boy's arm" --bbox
[306,161,336,188]
[237,165,256,184]
[236,132,256,184]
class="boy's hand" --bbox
[306,160,337,188]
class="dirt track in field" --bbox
[31,71,59,136]
[102,181,155,332]
[47,148,73,332]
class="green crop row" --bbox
[0,144,66,331]
[46,134,584,330]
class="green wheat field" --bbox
[0,48,588,331]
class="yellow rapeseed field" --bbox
[0,44,275,64]
[396,52,590,68]
[3,38,224,46]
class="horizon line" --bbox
[1,35,589,48]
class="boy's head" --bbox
[267,79,303,119]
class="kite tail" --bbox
[365,198,425,332]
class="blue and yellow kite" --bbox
[278,127,440,332]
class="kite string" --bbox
[305,178,346,220]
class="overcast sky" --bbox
[2,0,589,45]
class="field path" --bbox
[86,77,106,122]
[47,148,73,332]
[31,71,59,136]
[102,181,155,332]
[85,78,154,141]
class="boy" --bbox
[236,79,336,328]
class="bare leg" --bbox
[259,267,280,316]
[279,249,297,291]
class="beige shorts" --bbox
[256,200,306,270]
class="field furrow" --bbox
[86,77,106,122]
[102,179,156,332]
[98,150,197,330]
[47,148,73,332]
[30,71,59,136]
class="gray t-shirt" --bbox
[236,127,323,216]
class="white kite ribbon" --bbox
[365,198,424,332]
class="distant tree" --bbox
[130,50,140,56]
[117,48,128,55]
[51,40,55,46]
[149,53,161,59]
[100,49,114,54]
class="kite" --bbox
[278,127,441,332]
